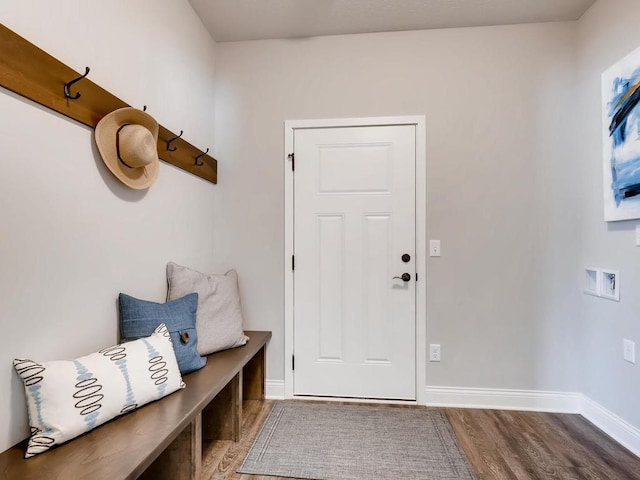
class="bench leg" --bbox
[202,372,242,442]
[243,345,265,400]
[140,413,202,480]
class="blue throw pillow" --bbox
[119,292,206,374]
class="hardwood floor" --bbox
[203,400,640,480]
[447,408,640,479]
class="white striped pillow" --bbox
[14,323,185,458]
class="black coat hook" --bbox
[64,67,90,99]
[167,130,183,152]
[143,105,147,112]
[194,148,209,166]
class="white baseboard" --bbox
[581,395,640,457]
[424,387,640,458]
[265,380,285,400]
[424,386,582,413]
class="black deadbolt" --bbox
[402,254,411,263]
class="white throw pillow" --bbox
[166,262,249,355]
[14,323,185,458]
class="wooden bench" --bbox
[0,330,271,480]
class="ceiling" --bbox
[189,0,597,43]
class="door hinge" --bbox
[416,273,418,282]
[292,255,295,271]
[292,354,295,370]
[288,152,295,171]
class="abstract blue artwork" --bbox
[602,46,640,221]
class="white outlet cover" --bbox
[429,344,441,362]
[624,339,636,364]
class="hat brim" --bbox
[95,108,160,190]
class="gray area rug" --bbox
[238,402,476,480]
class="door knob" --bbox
[393,273,411,282]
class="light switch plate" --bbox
[429,240,441,257]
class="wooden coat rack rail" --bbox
[0,24,217,184]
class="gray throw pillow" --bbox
[166,262,249,355]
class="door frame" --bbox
[284,115,427,404]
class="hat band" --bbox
[116,124,135,169]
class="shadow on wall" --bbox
[2,88,147,203]
[90,133,148,203]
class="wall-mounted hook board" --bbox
[0,23,217,184]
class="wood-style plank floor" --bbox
[202,400,640,480]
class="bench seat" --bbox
[0,330,271,480]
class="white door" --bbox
[293,124,416,400]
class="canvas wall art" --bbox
[602,45,640,221]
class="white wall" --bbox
[213,23,583,392]
[0,1,217,452]
[576,0,640,428]
[5,0,637,457]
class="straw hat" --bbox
[95,107,159,189]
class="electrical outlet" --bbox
[624,339,636,364]
[429,344,441,362]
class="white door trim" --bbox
[284,115,427,404]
